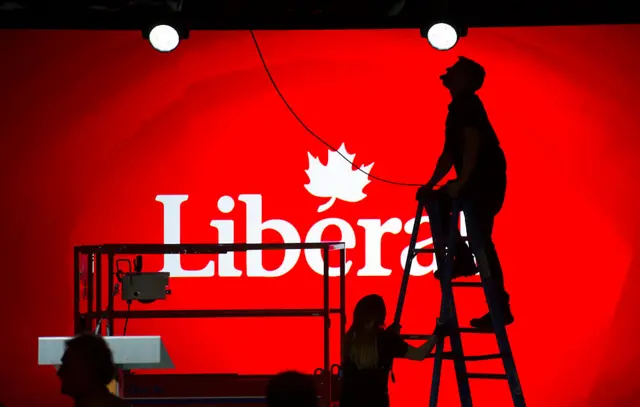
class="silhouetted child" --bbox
[57,333,130,407]
[339,294,448,407]
[266,371,318,407]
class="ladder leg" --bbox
[431,276,467,407]
[447,311,473,407]
[426,197,473,407]
[444,205,473,407]
[389,201,425,384]
[463,204,526,407]
[393,201,425,325]
[476,251,526,407]
[429,336,445,407]
[426,197,447,407]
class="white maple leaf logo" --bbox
[304,143,374,212]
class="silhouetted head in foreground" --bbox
[57,333,116,401]
[347,294,387,369]
[440,56,486,97]
[266,371,318,407]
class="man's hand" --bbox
[445,179,464,198]
[416,183,434,201]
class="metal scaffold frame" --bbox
[73,242,347,406]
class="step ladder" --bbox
[392,190,526,407]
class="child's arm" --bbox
[405,335,438,361]
[398,319,450,361]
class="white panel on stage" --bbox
[38,336,174,369]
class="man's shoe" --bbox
[469,308,514,332]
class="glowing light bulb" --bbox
[149,24,180,53]
[427,23,458,51]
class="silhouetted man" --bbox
[57,333,130,407]
[418,56,513,330]
[266,371,318,407]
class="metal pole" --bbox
[94,253,102,334]
[339,247,346,367]
[94,251,102,335]
[107,253,114,336]
[322,246,331,407]
[73,248,80,334]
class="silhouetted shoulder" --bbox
[379,327,409,358]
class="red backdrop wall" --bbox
[1,26,640,407]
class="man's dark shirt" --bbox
[339,327,409,407]
[444,91,506,197]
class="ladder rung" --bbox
[414,248,435,254]
[402,328,497,337]
[413,352,450,360]
[451,282,483,288]
[399,334,433,340]
[458,327,495,334]
[417,352,454,360]
[440,353,502,362]
[467,373,508,380]
[463,353,503,361]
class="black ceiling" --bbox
[0,0,638,30]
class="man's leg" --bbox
[473,213,510,303]
[468,205,513,330]
[433,191,478,280]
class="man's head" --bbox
[57,333,116,399]
[266,371,318,407]
[440,56,486,95]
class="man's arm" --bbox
[426,151,453,188]
[456,127,480,185]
